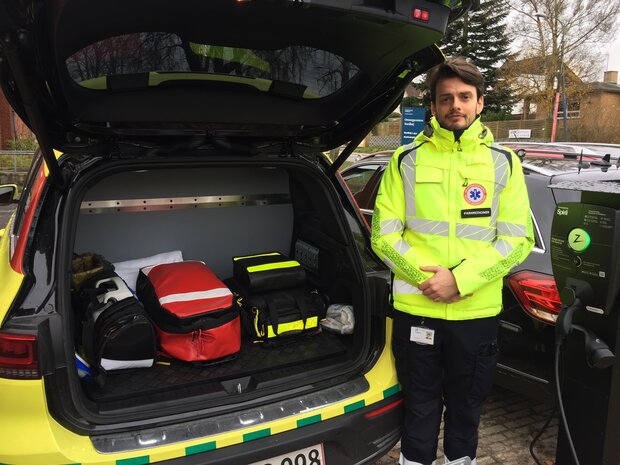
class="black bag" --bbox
[232,252,306,293]
[80,275,157,374]
[230,281,327,341]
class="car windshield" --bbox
[66,32,359,99]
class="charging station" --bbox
[550,183,620,465]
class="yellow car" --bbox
[0,0,472,463]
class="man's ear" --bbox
[476,95,484,115]
[430,101,436,116]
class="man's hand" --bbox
[419,265,462,303]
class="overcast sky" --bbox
[605,34,620,74]
[588,15,619,79]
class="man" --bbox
[371,57,534,465]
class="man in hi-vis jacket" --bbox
[371,57,534,465]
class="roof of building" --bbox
[589,81,620,93]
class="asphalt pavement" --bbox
[0,205,16,228]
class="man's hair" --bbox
[426,56,485,101]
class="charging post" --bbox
[550,183,620,465]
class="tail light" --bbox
[364,398,403,419]
[0,332,40,379]
[412,8,430,21]
[507,270,562,324]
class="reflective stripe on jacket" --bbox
[370,117,534,320]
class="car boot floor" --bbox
[83,332,350,407]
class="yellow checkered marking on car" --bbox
[89,382,402,464]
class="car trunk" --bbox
[61,153,377,421]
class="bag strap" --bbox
[264,290,317,336]
[80,286,107,309]
[264,296,282,336]
[80,309,107,388]
[291,290,310,328]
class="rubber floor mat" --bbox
[84,332,349,405]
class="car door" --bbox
[341,162,386,225]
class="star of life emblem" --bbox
[464,183,487,206]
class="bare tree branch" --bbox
[505,0,620,118]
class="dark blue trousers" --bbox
[391,311,500,465]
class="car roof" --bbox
[344,147,620,181]
[346,151,394,165]
[500,141,607,156]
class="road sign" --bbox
[508,129,532,139]
[401,106,426,145]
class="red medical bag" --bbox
[137,261,240,362]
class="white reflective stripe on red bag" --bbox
[159,289,232,305]
[143,261,233,317]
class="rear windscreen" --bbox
[66,32,359,98]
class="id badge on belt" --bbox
[410,322,435,345]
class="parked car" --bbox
[567,142,620,159]
[0,1,474,464]
[341,145,620,400]
[498,141,610,160]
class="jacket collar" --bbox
[417,116,493,150]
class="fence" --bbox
[484,119,550,142]
[365,118,557,148]
[367,134,401,148]
[0,150,35,172]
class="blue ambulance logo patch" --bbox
[464,184,487,206]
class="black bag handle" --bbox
[291,290,310,328]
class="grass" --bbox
[353,146,393,154]
[0,153,34,171]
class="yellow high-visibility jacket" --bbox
[371,117,534,320]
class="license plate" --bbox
[249,444,326,465]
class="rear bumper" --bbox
[1,320,402,464]
[156,394,403,465]
[0,376,402,465]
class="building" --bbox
[0,91,34,149]
[572,71,620,142]
[500,55,620,142]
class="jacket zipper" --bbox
[447,140,462,319]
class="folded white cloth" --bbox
[113,250,183,291]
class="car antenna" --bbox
[591,153,612,173]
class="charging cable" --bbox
[528,403,557,465]
[554,298,582,465]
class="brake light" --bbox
[413,8,430,21]
[507,271,562,324]
[0,332,40,379]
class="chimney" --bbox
[603,71,618,84]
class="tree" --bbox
[440,0,515,116]
[400,95,423,111]
[507,0,620,121]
